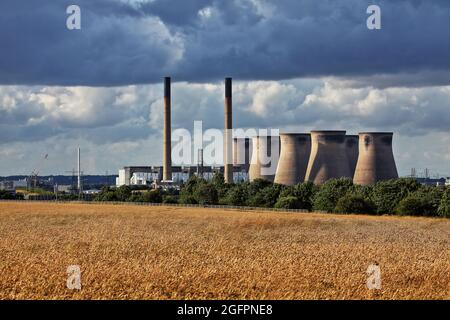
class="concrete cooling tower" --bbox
[305,130,352,185]
[233,137,251,172]
[249,136,280,182]
[353,132,398,185]
[274,133,311,186]
[345,135,359,178]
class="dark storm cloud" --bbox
[0,0,450,86]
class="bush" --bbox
[438,188,450,218]
[371,178,420,214]
[395,195,429,216]
[179,193,198,204]
[115,185,132,202]
[335,194,375,214]
[162,195,179,204]
[247,183,283,208]
[350,184,374,199]
[275,196,300,209]
[312,178,353,212]
[142,189,163,203]
[94,187,118,201]
[279,181,317,211]
[0,190,16,200]
[194,182,219,205]
[179,175,201,204]
[223,183,248,206]
[128,194,145,202]
[211,173,229,201]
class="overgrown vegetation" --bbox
[66,175,450,217]
[0,190,21,200]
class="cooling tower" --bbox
[345,135,359,178]
[353,132,398,185]
[233,137,251,172]
[274,133,311,186]
[305,130,352,185]
[224,78,233,183]
[249,136,280,182]
[163,77,172,181]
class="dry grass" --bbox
[0,202,448,300]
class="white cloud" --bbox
[1,78,450,176]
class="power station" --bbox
[117,77,399,187]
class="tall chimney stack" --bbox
[224,77,233,183]
[163,77,172,181]
[77,147,81,192]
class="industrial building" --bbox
[116,77,401,187]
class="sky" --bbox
[1,0,450,177]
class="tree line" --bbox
[92,174,450,218]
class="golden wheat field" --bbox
[0,202,448,300]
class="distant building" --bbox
[415,177,447,186]
[56,185,73,193]
[116,165,249,187]
[0,181,14,191]
[83,189,101,195]
[0,179,27,191]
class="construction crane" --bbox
[28,154,48,190]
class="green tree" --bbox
[128,194,145,202]
[371,178,421,214]
[275,196,300,209]
[395,195,429,216]
[142,189,163,203]
[410,186,445,216]
[211,173,230,203]
[0,190,15,200]
[279,181,317,211]
[247,183,283,208]
[223,183,248,206]
[94,186,118,201]
[312,178,354,212]
[115,185,132,202]
[194,181,219,205]
[179,175,201,204]
[438,187,450,218]
[162,195,179,204]
[335,194,375,215]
